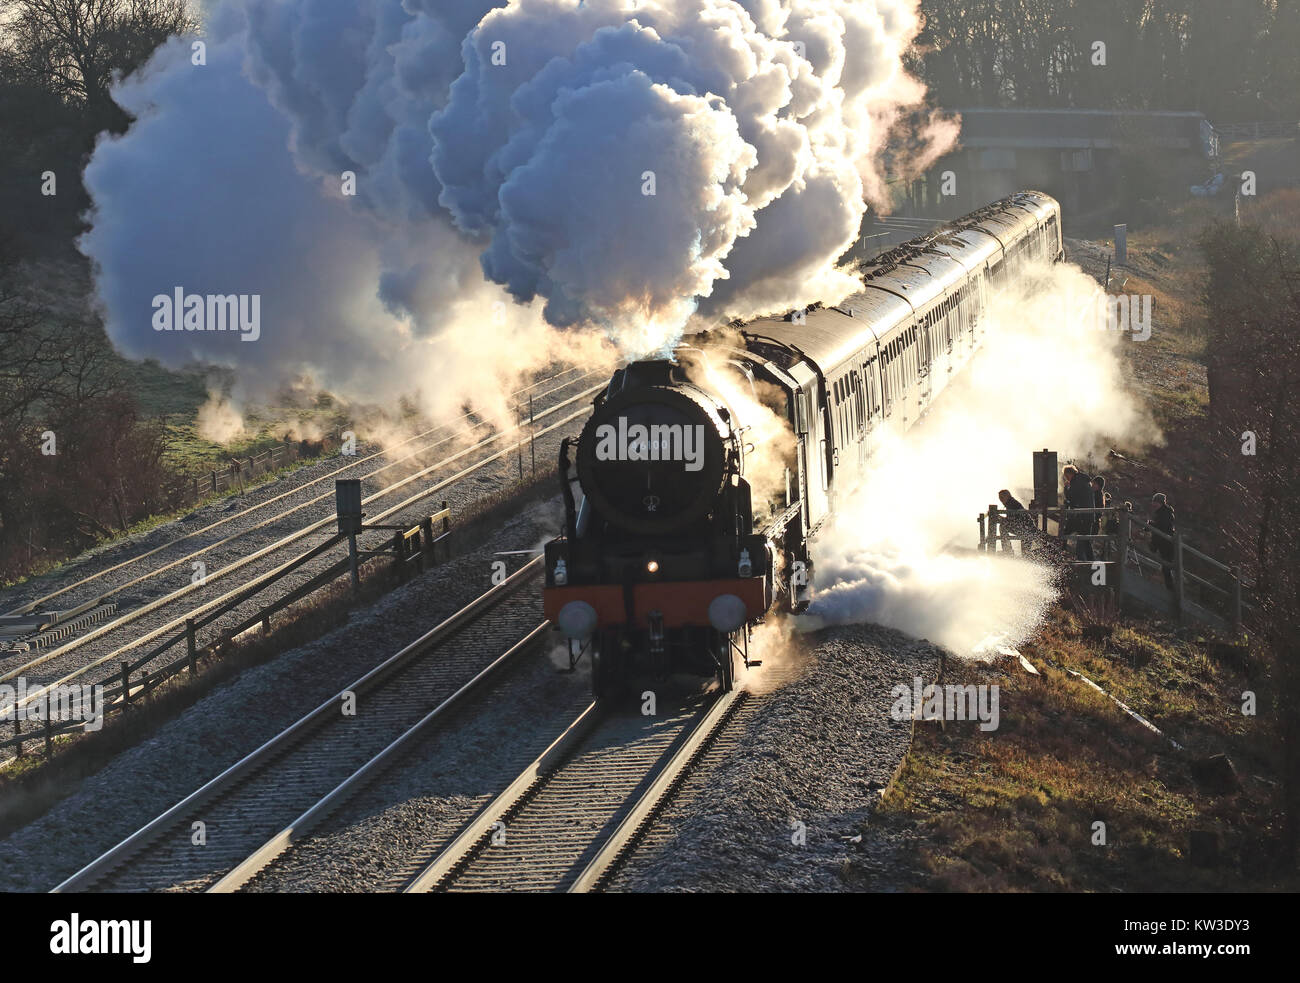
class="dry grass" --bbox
[874,610,1288,891]
[868,150,1300,891]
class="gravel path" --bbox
[0,497,567,892]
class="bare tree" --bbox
[0,0,195,126]
[0,238,172,577]
[1201,221,1300,870]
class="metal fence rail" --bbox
[978,504,1248,632]
[2,505,449,759]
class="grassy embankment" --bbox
[871,141,1300,891]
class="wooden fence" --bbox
[186,428,347,502]
[979,504,1247,632]
[1,503,449,759]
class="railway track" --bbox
[1,371,602,749]
[405,683,749,894]
[52,560,548,893]
[2,367,590,622]
[600,672,797,891]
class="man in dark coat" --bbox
[998,488,1035,552]
[1062,465,1094,560]
[1150,492,1176,589]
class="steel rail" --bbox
[405,687,742,894]
[402,701,605,893]
[1,395,594,717]
[51,558,543,893]
[4,367,589,619]
[207,620,552,893]
[568,687,744,892]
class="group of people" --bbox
[995,465,1178,590]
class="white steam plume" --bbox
[79,0,954,408]
[433,0,955,346]
[195,391,247,445]
[802,261,1155,657]
[79,0,605,420]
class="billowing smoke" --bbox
[431,0,954,343]
[802,261,1155,657]
[79,0,605,422]
[687,347,796,510]
[79,0,953,409]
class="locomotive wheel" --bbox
[717,633,735,693]
[591,631,627,699]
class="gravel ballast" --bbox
[615,624,943,893]
[1,486,950,893]
[0,499,567,892]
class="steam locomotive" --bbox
[544,191,1064,694]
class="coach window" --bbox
[848,374,859,435]
[844,378,853,441]
[842,381,851,446]
[832,380,843,447]
[831,380,840,445]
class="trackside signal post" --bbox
[1033,449,1058,532]
[336,479,363,592]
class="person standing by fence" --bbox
[1062,465,1095,561]
[998,489,1036,553]
[1090,476,1106,534]
[1150,492,1176,590]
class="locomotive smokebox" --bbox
[576,361,733,535]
